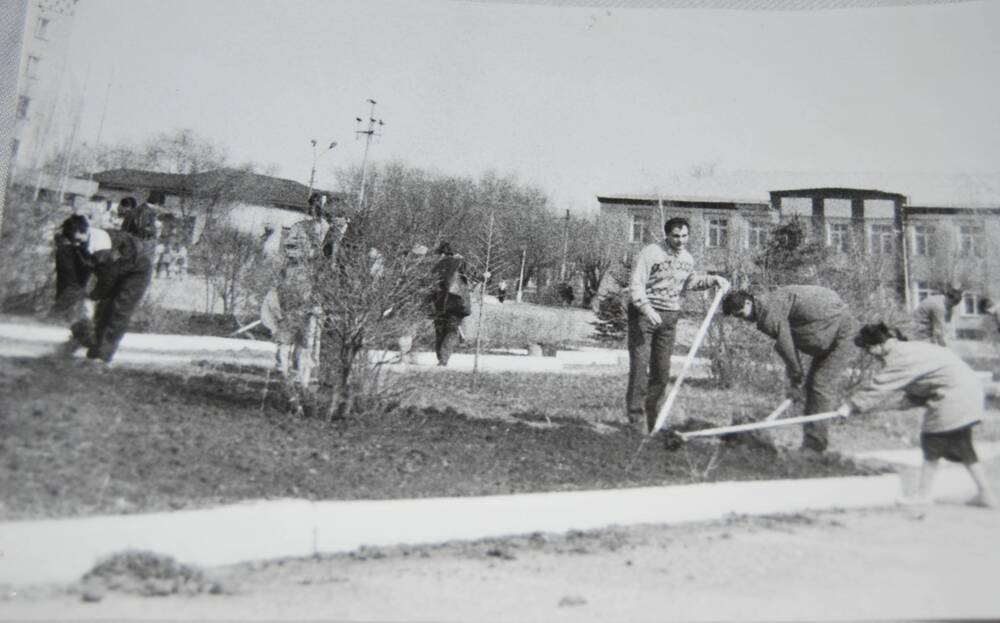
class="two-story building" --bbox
[599,178,1000,337]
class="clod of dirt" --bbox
[660,418,717,452]
[485,547,516,560]
[721,414,778,454]
[79,580,105,603]
[80,550,223,597]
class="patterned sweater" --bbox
[848,340,983,433]
[629,242,715,313]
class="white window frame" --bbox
[914,280,933,303]
[958,224,984,258]
[911,223,934,257]
[827,222,850,253]
[16,95,30,120]
[868,223,894,255]
[746,221,767,249]
[961,292,981,316]
[35,17,50,39]
[706,217,728,249]
[25,55,41,79]
[629,213,650,243]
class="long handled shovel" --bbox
[764,398,793,422]
[649,286,726,435]
[676,410,841,441]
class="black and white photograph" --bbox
[1,0,999,620]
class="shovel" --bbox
[675,410,842,441]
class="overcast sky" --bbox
[60,0,1000,211]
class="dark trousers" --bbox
[626,304,680,432]
[89,263,153,362]
[434,316,462,366]
[53,241,91,319]
[53,241,96,349]
[801,316,856,451]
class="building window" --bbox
[827,222,850,253]
[911,224,935,257]
[707,218,728,248]
[35,17,50,39]
[958,224,984,258]
[25,55,41,79]
[16,96,30,120]
[961,292,985,316]
[746,221,768,249]
[629,213,650,243]
[914,280,933,303]
[869,224,894,255]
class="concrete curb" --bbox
[0,464,985,590]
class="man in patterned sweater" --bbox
[627,217,729,432]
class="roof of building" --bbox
[92,169,188,193]
[601,170,1000,209]
[597,194,768,207]
[92,167,340,212]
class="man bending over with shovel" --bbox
[722,285,855,453]
[627,217,729,433]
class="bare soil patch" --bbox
[0,356,885,521]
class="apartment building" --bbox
[10,0,80,177]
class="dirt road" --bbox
[4,502,998,622]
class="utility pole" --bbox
[307,139,337,198]
[354,98,384,210]
[472,211,495,390]
[88,67,114,181]
[559,209,570,281]
[516,248,526,303]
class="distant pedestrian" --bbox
[838,322,997,508]
[112,196,137,230]
[262,192,332,410]
[121,190,163,258]
[911,284,963,348]
[171,242,188,279]
[984,299,1000,333]
[722,285,854,453]
[156,241,173,278]
[429,241,470,366]
[627,217,729,433]
[497,278,508,303]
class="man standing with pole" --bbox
[627,217,729,433]
[721,285,856,453]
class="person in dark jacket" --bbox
[121,190,163,257]
[52,215,102,353]
[83,220,155,363]
[722,285,856,452]
[429,242,470,366]
[910,285,963,348]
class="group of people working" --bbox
[628,217,996,508]
[52,192,163,363]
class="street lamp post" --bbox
[307,139,337,199]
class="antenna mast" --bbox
[354,98,384,210]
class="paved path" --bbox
[3,501,998,621]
